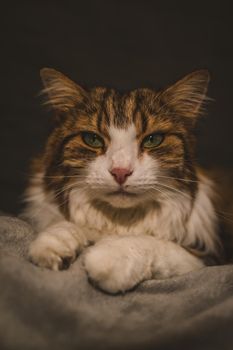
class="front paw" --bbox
[29,230,78,271]
[83,237,152,294]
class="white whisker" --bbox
[157,183,191,199]
[156,175,198,183]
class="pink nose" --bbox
[110,168,133,185]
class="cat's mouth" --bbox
[107,189,138,197]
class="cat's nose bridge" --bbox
[111,148,132,169]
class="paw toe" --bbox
[28,235,77,271]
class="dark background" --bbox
[1,0,233,214]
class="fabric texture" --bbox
[0,214,233,350]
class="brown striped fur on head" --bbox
[34,68,210,215]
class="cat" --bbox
[24,68,227,294]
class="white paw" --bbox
[29,228,79,271]
[83,237,152,294]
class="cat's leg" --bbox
[83,235,204,294]
[29,221,87,270]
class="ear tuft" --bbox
[39,68,87,113]
[161,70,211,119]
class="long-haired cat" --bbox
[24,68,230,293]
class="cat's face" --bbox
[40,69,209,210]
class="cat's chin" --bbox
[102,193,143,209]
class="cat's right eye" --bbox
[81,132,104,149]
[141,133,164,149]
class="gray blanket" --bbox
[0,215,233,350]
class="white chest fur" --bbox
[25,171,219,257]
[68,172,219,255]
[69,188,189,243]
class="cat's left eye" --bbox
[81,132,104,148]
[142,133,164,149]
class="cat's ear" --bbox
[40,68,88,113]
[161,70,210,120]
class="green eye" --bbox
[82,132,104,148]
[142,133,164,149]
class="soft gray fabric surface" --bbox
[0,215,233,350]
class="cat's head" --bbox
[39,68,209,210]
